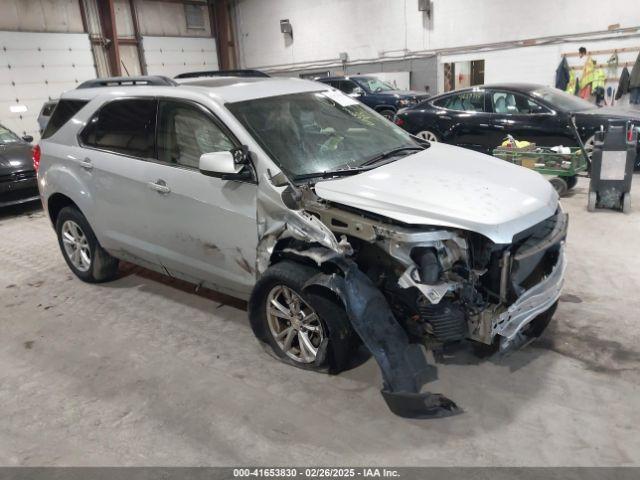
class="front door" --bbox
[143,99,258,297]
[487,90,574,149]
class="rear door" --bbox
[142,98,258,297]
[431,90,492,152]
[79,97,160,269]
[487,89,574,148]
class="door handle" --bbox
[80,158,93,171]
[494,124,505,130]
[148,180,171,194]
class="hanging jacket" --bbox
[555,57,571,90]
[566,70,577,94]
[629,52,640,88]
[592,68,606,89]
[615,67,630,100]
[607,52,619,78]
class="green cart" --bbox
[493,145,588,196]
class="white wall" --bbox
[233,0,640,81]
[440,36,640,91]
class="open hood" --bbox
[313,143,558,244]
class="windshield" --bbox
[227,91,419,179]
[531,87,594,112]
[355,77,396,93]
[0,125,21,144]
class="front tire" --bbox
[378,109,396,121]
[55,206,119,283]
[248,260,356,372]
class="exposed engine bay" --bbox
[258,176,567,418]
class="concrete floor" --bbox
[1,176,639,466]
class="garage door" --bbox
[142,36,219,78]
[0,31,95,140]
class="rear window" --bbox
[42,100,88,139]
[80,99,157,158]
[41,102,57,117]
[433,92,486,112]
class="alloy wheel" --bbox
[417,130,438,142]
[61,220,91,272]
[266,285,325,364]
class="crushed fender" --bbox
[303,257,461,419]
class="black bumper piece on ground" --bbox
[304,257,461,419]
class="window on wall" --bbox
[184,4,205,30]
[443,59,485,92]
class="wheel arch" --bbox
[47,192,78,225]
[374,104,397,113]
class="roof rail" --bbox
[174,69,270,79]
[77,75,178,89]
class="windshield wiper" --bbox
[359,146,424,167]
[294,167,366,181]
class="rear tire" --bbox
[248,260,356,373]
[416,130,439,142]
[565,175,578,190]
[549,177,568,197]
[55,206,119,283]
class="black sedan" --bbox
[394,83,640,163]
[0,125,39,208]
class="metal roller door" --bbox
[0,31,95,140]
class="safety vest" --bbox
[566,70,577,94]
[581,56,595,86]
[592,68,606,89]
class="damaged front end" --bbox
[255,171,567,418]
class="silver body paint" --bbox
[38,77,565,345]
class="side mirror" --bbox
[349,87,365,98]
[199,151,242,177]
[22,135,33,143]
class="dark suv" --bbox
[316,75,429,119]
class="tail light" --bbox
[32,144,41,172]
[394,116,405,127]
[627,125,635,143]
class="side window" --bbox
[80,99,156,158]
[338,80,357,94]
[491,91,549,114]
[157,100,234,169]
[42,100,88,139]
[433,92,485,112]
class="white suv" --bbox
[36,74,567,418]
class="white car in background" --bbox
[35,74,567,418]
